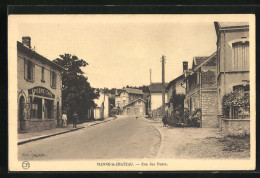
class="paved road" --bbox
[18,117,161,160]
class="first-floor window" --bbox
[50,71,57,89]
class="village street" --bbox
[18,116,161,160]
[18,116,250,160]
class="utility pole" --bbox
[161,55,166,117]
[150,69,152,85]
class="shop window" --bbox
[44,99,54,119]
[50,71,57,89]
[41,67,45,82]
[24,59,35,82]
[30,97,42,119]
[232,41,249,71]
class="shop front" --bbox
[18,86,60,132]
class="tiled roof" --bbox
[193,56,208,68]
[118,88,143,95]
[149,82,168,93]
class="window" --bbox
[232,41,249,70]
[30,97,42,119]
[50,71,57,89]
[123,100,126,106]
[41,67,45,82]
[197,72,200,86]
[24,59,35,82]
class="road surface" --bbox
[18,116,161,160]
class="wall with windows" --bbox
[17,50,62,100]
[218,30,249,73]
[122,99,146,116]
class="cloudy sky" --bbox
[13,15,219,89]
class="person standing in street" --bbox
[62,112,67,127]
[73,111,78,128]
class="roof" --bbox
[166,74,184,91]
[117,87,143,95]
[122,98,146,108]
[193,52,217,72]
[192,56,208,69]
[149,82,168,93]
[17,41,66,71]
[218,22,249,28]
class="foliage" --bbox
[186,108,201,127]
[53,54,99,122]
[222,91,250,117]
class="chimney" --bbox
[22,36,31,49]
[183,61,188,73]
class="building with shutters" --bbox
[214,22,250,119]
[17,37,65,133]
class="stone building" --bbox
[115,88,143,109]
[17,37,65,132]
[183,52,218,127]
[214,22,250,119]
[122,98,146,116]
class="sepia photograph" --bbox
[8,14,255,171]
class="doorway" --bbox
[19,96,25,132]
[57,101,60,127]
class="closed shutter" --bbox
[24,59,28,80]
[50,70,52,87]
[32,62,35,82]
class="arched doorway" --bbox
[19,96,26,132]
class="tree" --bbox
[53,54,99,122]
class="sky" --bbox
[14,15,218,89]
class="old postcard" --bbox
[8,14,255,171]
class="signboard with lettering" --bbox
[28,86,55,99]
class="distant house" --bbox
[149,82,168,112]
[115,87,143,110]
[214,22,250,119]
[166,74,185,114]
[122,98,146,116]
[184,52,218,127]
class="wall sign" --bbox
[28,86,55,99]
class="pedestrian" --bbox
[162,116,167,127]
[62,112,67,127]
[73,111,78,128]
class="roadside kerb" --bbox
[142,117,164,158]
[18,126,84,145]
[18,117,117,145]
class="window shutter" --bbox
[24,59,28,80]
[32,62,35,82]
[50,70,52,87]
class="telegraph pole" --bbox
[161,55,166,117]
[150,69,152,85]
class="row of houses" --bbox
[150,22,250,130]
